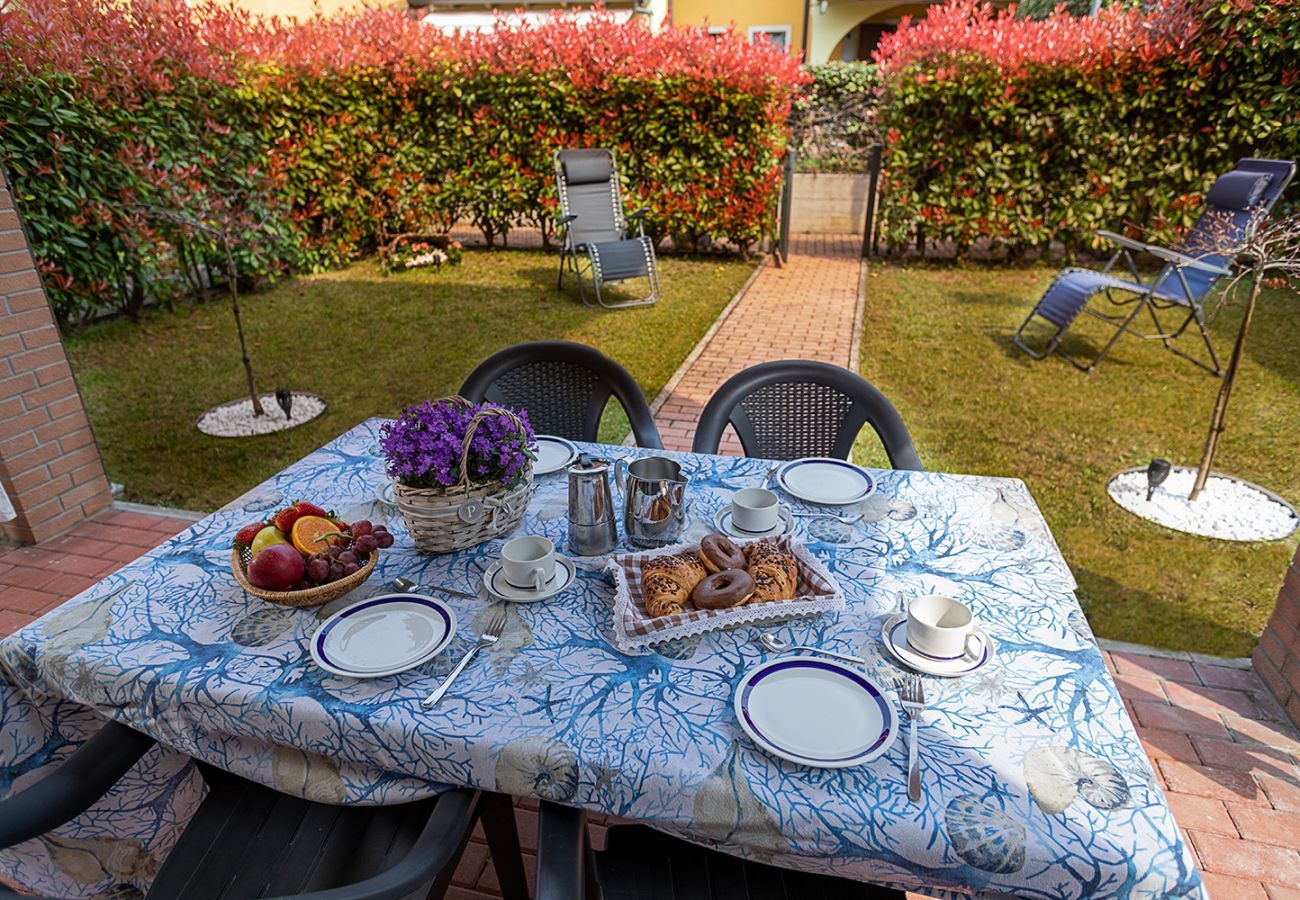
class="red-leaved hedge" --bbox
[0,1,806,323]
[873,0,1300,256]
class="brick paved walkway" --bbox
[654,234,863,454]
[1105,646,1300,896]
[3,237,1299,896]
[0,506,190,634]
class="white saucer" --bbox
[713,507,794,539]
[734,657,899,768]
[533,436,579,475]
[776,458,875,506]
[310,593,456,679]
[375,481,396,507]
[881,614,994,678]
[482,555,576,602]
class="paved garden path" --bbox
[653,234,864,454]
[2,236,1298,895]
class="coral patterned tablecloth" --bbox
[0,419,1202,898]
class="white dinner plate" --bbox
[881,614,994,678]
[534,436,579,475]
[734,657,899,768]
[310,593,456,678]
[482,554,576,603]
[776,458,876,506]
[713,507,794,539]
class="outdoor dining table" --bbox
[0,418,1202,899]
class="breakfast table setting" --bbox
[0,407,1203,899]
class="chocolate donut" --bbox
[699,534,746,573]
[691,568,756,610]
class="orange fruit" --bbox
[291,515,342,556]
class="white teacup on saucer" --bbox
[731,488,787,534]
[500,535,556,592]
[881,608,994,678]
[906,595,987,662]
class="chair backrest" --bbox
[691,360,923,470]
[1154,157,1296,301]
[554,149,625,247]
[459,341,663,449]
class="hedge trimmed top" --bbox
[871,0,1299,256]
[0,1,808,323]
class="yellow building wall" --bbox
[229,0,398,21]
[671,0,806,55]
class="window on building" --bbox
[747,25,791,50]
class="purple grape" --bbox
[293,580,312,591]
[342,562,359,576]
[337,549,359,566]
[375,532,394,549]
[328,562,345,581]
[354,534,378,554]
[327,545,343,558]
[351,520,373,537]
[307,557,330,583]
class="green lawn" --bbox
[855,263,1299,658]
[67,249,755,511]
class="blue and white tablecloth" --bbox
[0,419,1202,898]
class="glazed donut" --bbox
[691,568,756,610]
[699,534,746,573]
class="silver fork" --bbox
[899,674,926,803]
[390,576,478,602]
[421,606,508,709]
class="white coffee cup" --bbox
[501,535,556,592]
[731,487,783,533]
[906,595,986,661]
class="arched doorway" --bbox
[805,1,940,63]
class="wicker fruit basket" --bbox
[391,400,535,554]
[230,545,378,608]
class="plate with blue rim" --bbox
[775,458,875,506]
[533,436,579,475]
[310,593,456,679]
[734,657,900,768]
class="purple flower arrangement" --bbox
[381,399,535,490]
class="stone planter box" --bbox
[789,172,869,234]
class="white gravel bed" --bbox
[1107,466,1297,541]
[197,392,326,437]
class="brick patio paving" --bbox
[3,241,1298,896]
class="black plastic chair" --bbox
[690,361,923,470]
[459,341,663,449]
[536,803,906,900]
[0,721,528,900]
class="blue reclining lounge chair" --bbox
[554,148,660,309]
[1014,157,1295,374]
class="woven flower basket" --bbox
[391,399,535,554]
[230,546,378,608]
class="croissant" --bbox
[641,553,707,617]
[744,542,798,603]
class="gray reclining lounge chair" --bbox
[554,148,660,309]
[1013,157,1295,374]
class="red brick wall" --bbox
[1253,543,1300,726]
[0,166,112,544]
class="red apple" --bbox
[248,543,305,591]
